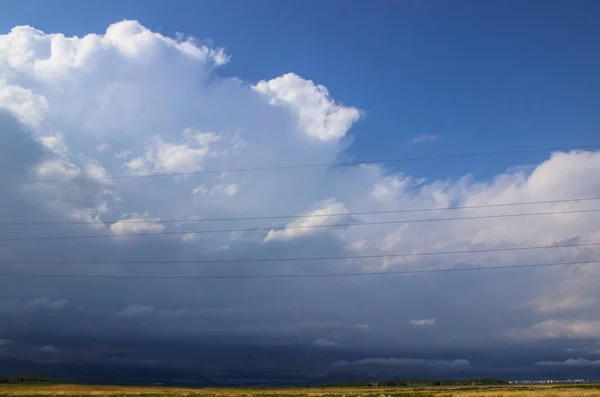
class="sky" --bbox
[1,0,600,385]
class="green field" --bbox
[2,383,600,397]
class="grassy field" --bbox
[2,384,600,397]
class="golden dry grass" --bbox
[1,384,599,397]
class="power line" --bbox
[0,208,597,242]
[0,260,597,280]
[1,241,597,265]
[2,196,599,226]
[2,144,598,185]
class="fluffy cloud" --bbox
[125,131,221,174]
[0,79,48,126]
[409,318,436,326]
[0,21,227,82]
[253,73,360,141]
[264,198,350,242]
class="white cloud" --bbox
[125,131,220,174]
[110,212,165,235]
[0,79,48,126]
[536,358,600,367]
[508,320,600,340]
[410,134,439,144]
[85,161,111,180]
[313,338,339,347]
[410,318,436,326]
[114,149,132,159]
[0,339,13,346]
[253,73,360,141]
[353,323,371,330]
[97,144,111,152]
[2,19,600,363]
[264,198,350,242]
[117,304,155,317]
[38,345,60,354]
[0,21,228,83]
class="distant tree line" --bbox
[0,376,53,384]
[321,379,507,387]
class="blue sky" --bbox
[3,0,599,181]
[1,0,600,384]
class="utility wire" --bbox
[2,196,599,226]
[2,144,598,185]
[0,208,597,242]
[1,241,597,265]
[0,260,597,280]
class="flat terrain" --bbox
[2,384,600,397]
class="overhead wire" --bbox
[0,208,598,242]
[1,143,598,185]
[0,241,597,265]
[0,260,597,280]
[1,196,599,226]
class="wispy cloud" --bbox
[410,134,439,144]
[313,338,339,347]
[410,318,436,326]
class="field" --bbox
[2,384,600,397]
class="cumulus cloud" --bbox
[264,198,350,242]
[410,318,436,326]
[1,19,600,378]
[353,323,371,329]
[253,73,360,141]
[117,305,155,317]
[125,131,221,174]
[0,79,48,126]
